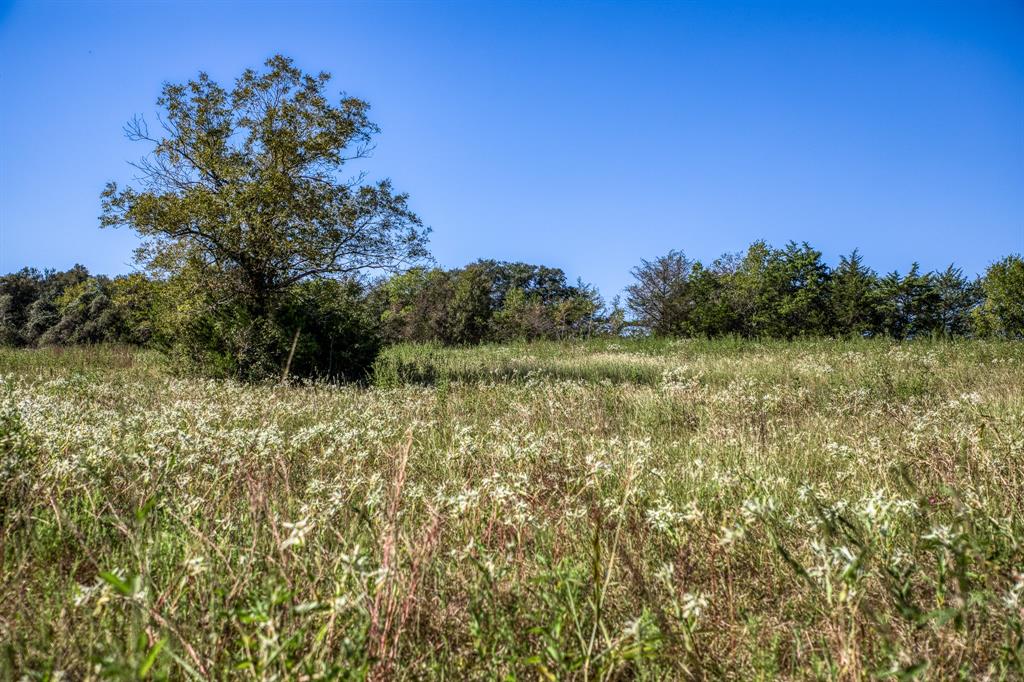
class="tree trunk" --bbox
[281,325,301,383]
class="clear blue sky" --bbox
[1,1,1022,299]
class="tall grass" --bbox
[2,339,1023,679]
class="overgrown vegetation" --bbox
[371,259,618,345]
[3,54,1020,383]
[98,54,429,381]
[4,248,1022,382]
[2,339,1023,678]
[3,46,1021,681]
[625,245,1023,340]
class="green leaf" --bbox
[99,570,133,596]
[136,495,157,522]
[137,637,166,678]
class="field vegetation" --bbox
[3,338,1023,679]
[3,54,1023,681]
[1,54,1020,385]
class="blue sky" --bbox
[1,0,1022,299]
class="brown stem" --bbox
[281,325,301,383]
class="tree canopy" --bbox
[626,243,1019,340]
[100,55,429,377]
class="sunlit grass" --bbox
[2,339,1023,679]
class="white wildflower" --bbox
[281,518,313,550]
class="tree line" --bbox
[2,245,1021,368]
[626,242,1023,341]
[0,258,617,379]
[4,55,1021,381]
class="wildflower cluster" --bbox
[1,338,1022,679]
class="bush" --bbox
[973,255,1024,338]
[159,278,380,382]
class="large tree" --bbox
[374,260,604,345]
[763,241,832,338]
[625,250,699,336]
[932,264,981,337]
[974,254,1024,338]
[875,264,941,339]
[101,55,429,375]
[829,249,879,336]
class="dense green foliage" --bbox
[0,261,613,380]
[2,340,1023,678]
[371,259,615,345]
[98,55,429,380]
[625,242,1010,339]
[974,254,1024,338]
[2,246,1019,382]
[0,267,155,348]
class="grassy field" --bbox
[2,339,1023,680]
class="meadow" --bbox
[2,339,1023,679]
